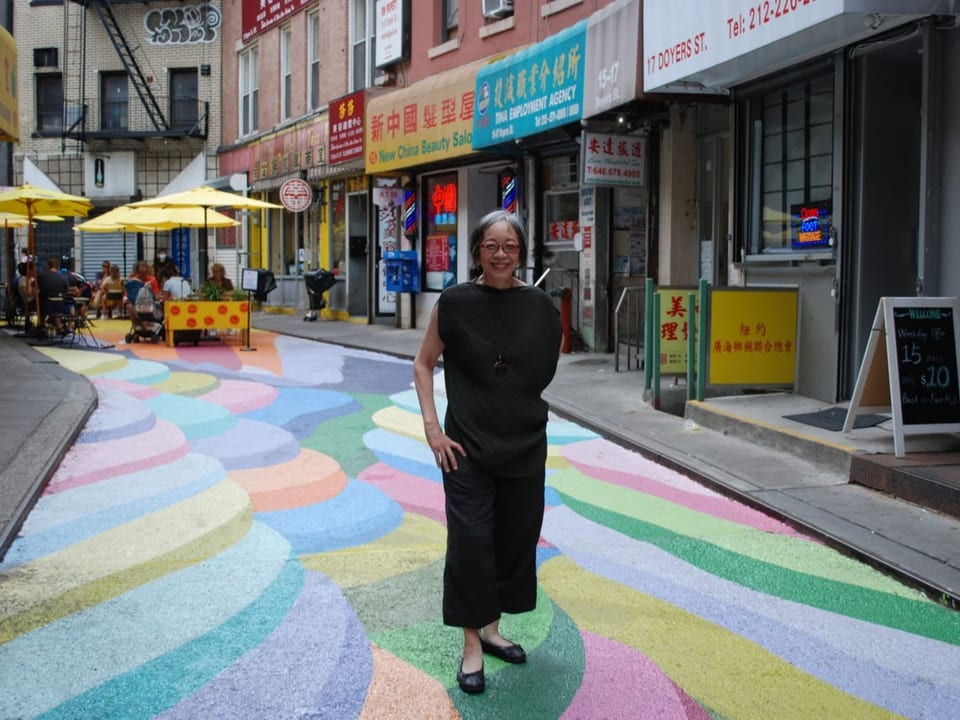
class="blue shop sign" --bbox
[473,20,586,149]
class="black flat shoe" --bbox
[480,638,526,664]
[457,658,485,694]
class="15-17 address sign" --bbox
[279,178,313,213]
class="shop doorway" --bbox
[842,30,923,397]
[346,191,369,317]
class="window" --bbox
[33,47,58,68]
[239,46,259,136]
[350,0,376,91]
[36,74,63,133]
[100,72,128,131]
[280,26,292,121]
[170,68,198,130]
[740,72,834,254]
[443,0,459,42]
[424,173,458,290]
[308,11,321,110]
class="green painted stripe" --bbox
[558,490,960,645]
[550,467,920,598]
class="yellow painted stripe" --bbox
[152,370,220,396]
[372,405,428,443]
[303,513,445,587]
[549,467,917,597]
[0,481,251,630]
[36,347,129,376]
[540,556,900,720]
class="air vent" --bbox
[482,0,514,20]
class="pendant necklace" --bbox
[477,275,512,376]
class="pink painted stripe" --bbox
[358,463,447,526]
[562,631,711,720]
[198,379,278,414]
[562,441,802,536]
[91,377,161,400]
[45,419,189,494]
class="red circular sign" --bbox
[279,178,313,213]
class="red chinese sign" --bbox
[329,91,366,165]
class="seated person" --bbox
[18,261,37,330]
[100,266,126,319]
[210,263,234,293]
[160,266,192,302]
[36,257,71,333]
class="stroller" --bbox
[124,279,165,344]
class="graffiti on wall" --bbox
[145,4,221,45]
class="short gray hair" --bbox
[469,209,528,265]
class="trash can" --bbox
[303,268,337,321]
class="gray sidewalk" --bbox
[2,313,959,607]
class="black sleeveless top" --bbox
[437,282,562,476]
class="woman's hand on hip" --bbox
[426,426,466,472]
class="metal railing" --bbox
[614,285,645,372]
[49,98,209,141]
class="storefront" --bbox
[365,59,505,329]
[643,0,956,402]
[219,115,330,311]
[472,0,664,354]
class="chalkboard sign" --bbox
[891,304,960,425]
[844,297,960,457]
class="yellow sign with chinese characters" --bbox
[708,287,798,386]
[656,287,697,375]
[365,61,486,173]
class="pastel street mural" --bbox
[0,322,958,719]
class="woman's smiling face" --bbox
[476,220,520,288]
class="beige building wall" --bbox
[657,104,699,286]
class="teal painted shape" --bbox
[146,393,237,440]
[38,558,305,720]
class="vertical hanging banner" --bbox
[0,27,17,142]
[473,21,587,148]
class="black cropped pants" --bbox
[441,457,545,629]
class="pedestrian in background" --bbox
[413,209,562,695]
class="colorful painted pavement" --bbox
[1,320,958,719]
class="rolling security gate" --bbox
[79,232,137,278]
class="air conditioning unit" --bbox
[483,0,514,20]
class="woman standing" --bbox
[413,210,562,694]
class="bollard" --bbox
[560,288,572,353]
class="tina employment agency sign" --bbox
[473,21,586,149]
[365,61,482,174]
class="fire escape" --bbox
[62,0,208,144]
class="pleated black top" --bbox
[437,282,562,476]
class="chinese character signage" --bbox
[657,287,698,375]
[582,132,646,187]
[473,20,586,149]
[708,287,798,386]
[365,62,480,173]
[330,91,365,165]
[242,0,312,42]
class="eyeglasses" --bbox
[479,241,520,255]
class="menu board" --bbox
[844,297,960,457]
[891,304,960,425]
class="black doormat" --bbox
[783,407,888,432]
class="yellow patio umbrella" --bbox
[131,185,280,279]
[0,211,64,229]
[76,205,240,233]
[0,184,93,319]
